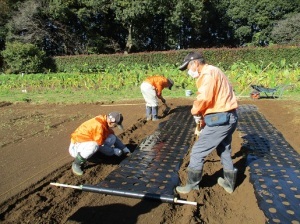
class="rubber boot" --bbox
[152,106,159,121]
[146,106,152,120]
[218,168,238,193]
[72,153,86,176]
[176,169,202,194]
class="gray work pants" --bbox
[188,110,238,171]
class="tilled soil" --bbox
[0,98,299,224]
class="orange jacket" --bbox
[71,115,114,145]
[191,64,238,116]
[145,76,169,97]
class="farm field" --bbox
[0,97,299,224]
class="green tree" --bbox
[110,0,156,53]
[3,0,300,56]
[6,1,46,44]
[167,0,205,49]
[73,0,124,54]
[196,0,235,47]
[0,0,10,51]
[226,0,300,46]
[4,0,122,55]
[1,41,46,73]
[271,13,300,45]
[0,0,24,50]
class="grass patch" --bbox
[0,86,196,104]
[1,83,299,104]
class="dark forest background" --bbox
[0,0,299,57]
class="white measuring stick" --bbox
[174,197,197,206]
[50,182,82,190]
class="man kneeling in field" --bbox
[68,111,130,176]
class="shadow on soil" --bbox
[68,199,161,223]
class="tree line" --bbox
[0,0,299,57]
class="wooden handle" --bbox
[196,122,201,131]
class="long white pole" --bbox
[50,182,197,206]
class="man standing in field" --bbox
[140,75,174,121]
[68,111,131,176]
[176,52,239,194]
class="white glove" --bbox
[193,115,201,124]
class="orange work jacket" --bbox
[191,64,238,116]
[71,115,114,145]
[145,76,169,97]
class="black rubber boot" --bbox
[72,153,86,176]
[146,106,152,120]
[176,169,202,194]
[218,168,238,193]
[152,106,158,121]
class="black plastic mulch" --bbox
[96,106,194,202]
[237,105,300,223]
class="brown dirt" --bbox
[0,98,299,224]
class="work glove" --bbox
[194,116,204,137]
[193,115,202,124]
[161,98,166,104]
